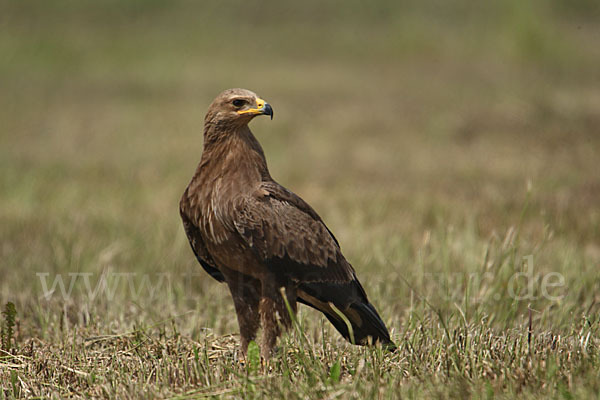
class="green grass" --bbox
[1,0,599,398]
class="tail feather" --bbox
[297,280,396,351]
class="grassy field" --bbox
[1,0,599,398]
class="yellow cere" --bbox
[237,97,266,115]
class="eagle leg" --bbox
[226,272,261,356]
[259,278,297,358]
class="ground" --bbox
[1,1,599,398]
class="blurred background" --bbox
[1,0,599,335]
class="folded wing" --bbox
[233,181,395,348]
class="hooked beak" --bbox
[237,97,274,120]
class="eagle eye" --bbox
[232,99,245,107]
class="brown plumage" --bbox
[180,88,395,357]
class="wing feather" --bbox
[180,202,225,282]
[233,181,354,283]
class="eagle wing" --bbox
[233,180,356,284]
[180,203,225,282]
[232,180,394,347]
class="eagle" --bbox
[180,88,395,357]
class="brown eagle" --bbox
[180,88,395,357]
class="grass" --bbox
[1,0,599,398]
